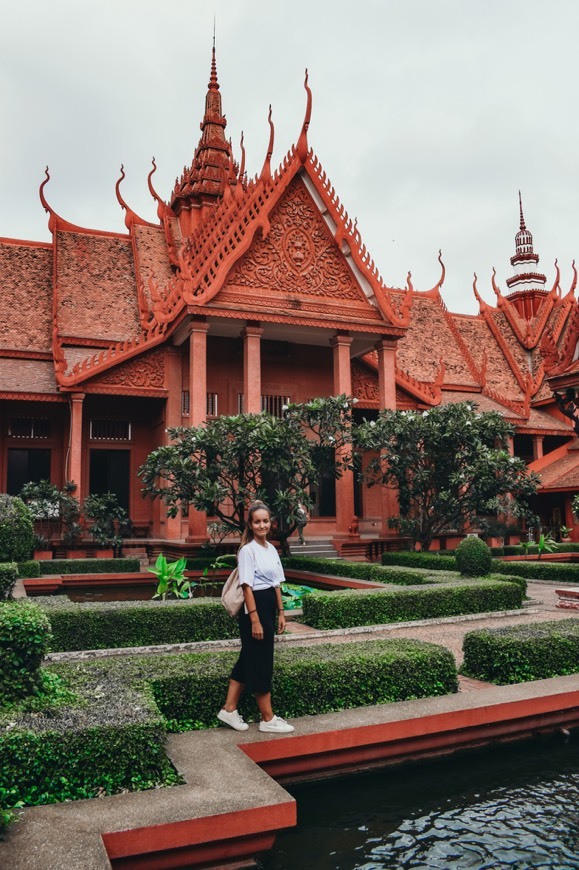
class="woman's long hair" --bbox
[239,501,271,548]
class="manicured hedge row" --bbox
[283,555,432,585]
[36,596,239,652]
[492,560,579,584]
[0,562,17,600]
[38,557,141,575]
[462,619,579,684]
[381,551,457,571]
[148,638,458,728]
[16,559,41,578]
[0,658,177,807]
[301,579,523,630]
[0,601,52,700]
[503,543,579,556]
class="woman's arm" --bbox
[275,585,285,634]
[242,584,263,640]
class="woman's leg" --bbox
[255,691,274,722]
[222,679,244,712]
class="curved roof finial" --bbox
[297,69,312,164]
[491,266,502,300]
[39,166,58,232]
[518,190,526,231]
[235,132,246,201]
[260,105,275,183]
[569,260,577,298]
[148,157,166,219]
[115,164,127,210]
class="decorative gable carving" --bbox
[85,348,166,393]
[226,177,368,303]
[352,360,379,403]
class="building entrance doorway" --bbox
[7,448,51,495]
[89,450,130,512]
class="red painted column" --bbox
[532,435,544,460]
[162,348,183,541]
[331,334,355,537]
[67,393,84,497]
[375,338,399,536]
[187,320,209,543]
[242,324,263,414]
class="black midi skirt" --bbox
[230,587,277,694]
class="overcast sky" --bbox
[1,0,578,315]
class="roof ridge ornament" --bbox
[297,69,312,164]
[260,105,275,184]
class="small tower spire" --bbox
[505,192,547,317]
[169,40,236,231]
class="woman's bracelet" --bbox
[248,610,257,615]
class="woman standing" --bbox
[218,501,295,734]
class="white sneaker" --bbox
[217,708,249,731]
[259,715,295,733]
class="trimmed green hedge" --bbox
[0,658,176,807]
[283,555,432,586]
[503,543,579,556]
[301,579,523,630]
[492,560,579,584]
[152,639,458,728]
[0,601,52,701]
[39,557,141,575]
[0,562,18,601]
[462,619,579,684]
[36,597,239,652]
[381,551,457,570]
[455,537,492,577]
[16,559,41,579]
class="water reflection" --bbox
[261,737,579,869]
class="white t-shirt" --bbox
[238,539,284,591]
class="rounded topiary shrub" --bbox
[455,536,492,577]
[0,601,52,702]
[0,495,34,563]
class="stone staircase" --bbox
[287,537,340,559]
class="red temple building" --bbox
[0,50,577,551]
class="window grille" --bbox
[262,395,290,418]
[8,417,51,439]
[89,419,131,441]
[182,391,190,416]
[206,393,218,417]
[237,394,290,417]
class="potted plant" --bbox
[20,480,60,558]
[83,492,127,557]
[560,525,573,543]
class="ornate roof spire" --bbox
[505,191,546,295]
[170,41,236,224]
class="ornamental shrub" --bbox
[462,619,579,684]
[381,551,457,570]
[0,495,34,563]
[16,560,40,579]
[455,537,492,577]
[39,557,140,575]
[0,563,18,601]
[36,597,239,652]
[0,602,52,702]
[301,579,522,631]
[492,560,579,583]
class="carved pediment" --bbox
[221,177,382,319]
[352,360,379,403]
[84,348,166,393]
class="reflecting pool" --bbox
[260,736,579,869]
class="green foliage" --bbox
[16,560,41,579]
[35,596,239,652]
[503,542,579,556]
[381,551,457,570]
[281,584,315,610]
[83,492,128,549]
[301,580,523,630]
[38,557,140,575]
[20,480,82,547]
[284,554,435,586]
[148,554,189,600]
[537,532,557,559]
[149,640,458,728]
[0,495,34,563]
[356,402,539,551]
[455,537,492,576]
[462,619,579,684]
[491,559,579,584]
[0,562,18,601]
[139,396,354,555]
[572,494,579,520]
[0,602,52,702]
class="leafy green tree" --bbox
[356,401,539,551]
[139,396,353,555]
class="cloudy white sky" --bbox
[1,0,577,314]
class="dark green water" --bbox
[260,737,579,869]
